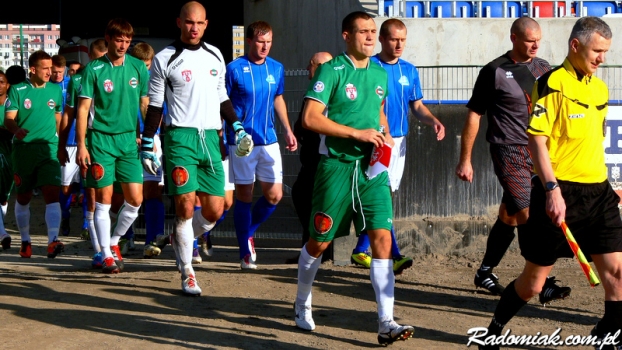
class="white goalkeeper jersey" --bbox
[148,40,228,130]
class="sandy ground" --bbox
[0,197,610,350]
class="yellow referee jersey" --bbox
[528,58,608,183]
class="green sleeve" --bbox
[5,85,19,112]
[304,63,335,106]
[80,65,95,99]
[140,64,149,98]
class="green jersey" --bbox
[66,71,82,109]
[0,103,4,128]
[80,54,148,134]
[305,53,389,161]
[5,80,62,145]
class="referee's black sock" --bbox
[487,280,527,336]
[480,218,516,270]
[597,300,622,335]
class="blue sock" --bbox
[234,200,252,259]
[193,238,198,249]
[59,191,72,219]
[353,231,371,254]
[205,209,228,238]
[194,205,201,211]
[145,198,165,244]
[123,224,134,239]
[81,186,88,229]
[390,226,402,258]
[249,196,277,235]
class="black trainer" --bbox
[60,217,70,236]
[538,276,571,305]
[474,270,505,296]
[590,323,622,350]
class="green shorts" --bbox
[12,143,61,194]
[86,130,143,188]
[309,156,393,243]
[0,136,14,202]
[164,127,224,197]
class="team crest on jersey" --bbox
[243,66,250,73]
[210,69,218,76]
[103,79,114,93]
[398,75,409,86]
[4,99,10,108]
[266,75,276,84]
[375,86,385,99]
[345,83,357,100]
[23,98,32,109]
[182,70,192,82]
[90,163,105,181]
[532,103,547,118]
[313,212,333,235]
[129,77,138,88]
[13,173,22,188]
[313,81,324,93]
[171,166,189,187]
[47,99,56,109]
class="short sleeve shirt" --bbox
[467,52,551,145]
[370,55,422,138]
[305,53,389,161]
[5,80,62,145]
[528,58,608,183]
[80,54,149,134]
[225,55,285,146]
[64,72,83,146]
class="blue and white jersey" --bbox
[56,76,75,145]
[371,55,423,138]
[225,55,285,146]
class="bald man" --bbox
[143,1,250,296]
[288,52,333,264]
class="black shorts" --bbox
[490,144,533,215]
[519,178,622,266]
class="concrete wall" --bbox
[244,0,622,68]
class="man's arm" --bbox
[379,105,394,148]
[57,105,73,164]
[4,110,28,140]
[455,109,482,182]
[75,97,92,168]
[528,134,565,227]
[302,99,385,148]
[410,99,445,141]
[274,94,297,151]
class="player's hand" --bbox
[57,147,70,165]
[434,121,446,141]
[455,161,473,182]
[76,145,91,170]
[545,187,566,227]
[140,137,161,175]
[385,133,395,148]
[284,130,297,152]
[14,128,29,141]
[353,129,384,148]
[233,121,253,157]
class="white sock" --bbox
[1,202,8,219]
[370,258,394,320]
[45,202,61,243]
[15,202,31,242]
[296,245,322,307]
[94,202,112,258]
[110,201,140,246]
[0,203,7,235]
[175,217,194,267]
[86,211,100,252]
[192,209,215,238]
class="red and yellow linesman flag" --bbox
[560,221,600,287]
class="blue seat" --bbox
[481,1,522,17]
[574,1,617,16]
[405,1,425,17]
[430,1,474,17]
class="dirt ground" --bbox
[0,198,609,350]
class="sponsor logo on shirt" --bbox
[129,77,138,88]
[210,69,218,76]
[313,81,324,93]
[505,71,514,79]
[334,65,345,70]
[398,75,409,86]
[345,83,357,100]
[266,74,276,84]
[17,86,27,91]
[375,86,385,99]
[313,212,333,234]
[569,114,585,119]
[532,103,547,117]
[171,59,184,70]
[103,79,114,93]
[93,64,104,71]
[182,70,192,82]
[47,99,56,109]
[243,66,250,73]
[23,98,31,109]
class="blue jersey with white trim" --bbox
[225,55,285,146]
[371,55,423,137]
[55,76,76,145]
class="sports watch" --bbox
[545,181,559,192]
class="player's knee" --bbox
[266,193,281,205]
